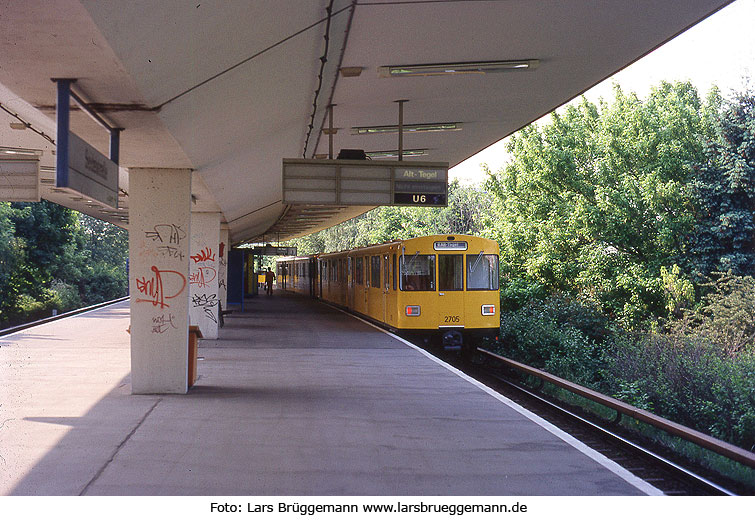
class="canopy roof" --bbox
[0,0,733,243]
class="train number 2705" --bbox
[444,315,460,323]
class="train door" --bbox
[437,254,465,328]
[362,256,369,311]
[347,256,354,310]
[310,258,317,297]
[319,259,324,298]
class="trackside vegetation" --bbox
[0,202,128,329]
[290,82,755,457]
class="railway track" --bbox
[419,343,750,496]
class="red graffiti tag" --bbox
[135,266,187,308]
[190,247,215,263]
[189,266,217,288]
[219,242,225,258]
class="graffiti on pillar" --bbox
[145,224,186,245]
[157,246,185,260]
[189,266,217,288]
[135,266,187,309]
[191,293,219,324]
[144,224,187,260]
[218,242,227,291]
[190,245,219,324]
[152,312,178,334]
[190,247,215,263]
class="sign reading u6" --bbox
[444,315,460,323]
[393,192,447,206]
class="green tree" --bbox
[9,200,84,293]
[486,82,717,326]
[688,87,755,278]
[0,201,129,327]
[0,202,24,322]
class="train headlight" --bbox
[405,305,421,316]
[481,304,496,316]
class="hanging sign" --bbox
[0,149,40,202]
[282,159,448,207]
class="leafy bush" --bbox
[493,290,755,450]
[495,295,610,387]
[78,263,127,304]
[47,280,82,312]
[675,272,755,354]
[604,331,755,450]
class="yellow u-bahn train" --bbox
[276,234,500,351]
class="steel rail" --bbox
[477,347,755,469]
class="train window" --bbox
[400,254,435,291]
[438,255,463,291]
[355,257,363,284]
[392,253,397,290]
[371,256,381,288]
[467,254,499,290]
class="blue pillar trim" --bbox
[55,79,71,188]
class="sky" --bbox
[449,0,755,184]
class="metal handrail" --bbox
[477,347,755,469]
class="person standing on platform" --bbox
[265,267,276,296]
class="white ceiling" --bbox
[0,0,734,243]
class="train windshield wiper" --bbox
[471,251,484,273]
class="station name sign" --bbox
[282,159,448,207]
[58,132,119,208]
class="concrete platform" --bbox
[0,294,660,495]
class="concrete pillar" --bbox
[218,225,230,311]
[189,212,221,340]
[128,168,192,394]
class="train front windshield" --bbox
[467,254,499,290]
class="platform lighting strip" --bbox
[351,123,461,135]
[379,59,539,77]
[366,149,427,159]
[0,147,42,157]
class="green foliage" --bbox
[660,264,695,317]
[493,291,755,450]
[496,295,610,387]
[288,180,494,254]
[687,87,755,278]
[673,272,755,355]
[485,83,755,452]
[486,82,717,327]
[0,201,128,328]
[604,330,755,450]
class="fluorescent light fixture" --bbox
[351,122,461,135]
[366,149,428,159]
[0,147,41,157]
[379,59,539,77]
